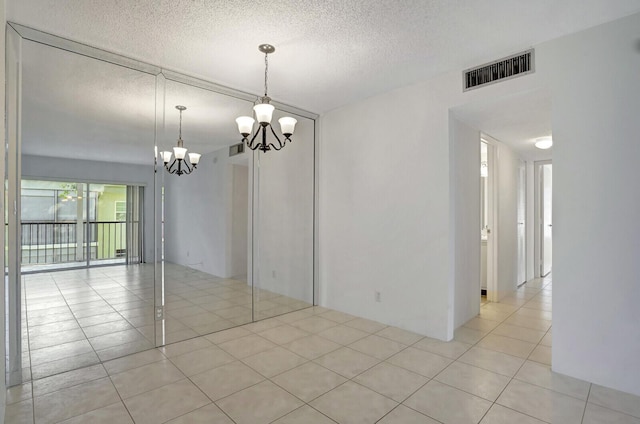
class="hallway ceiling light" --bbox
[236,44,297,152]
[160,106,201,176]
[535,137,553,150]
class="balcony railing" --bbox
[18,221,136,265]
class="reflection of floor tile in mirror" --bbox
[20,262,312,383]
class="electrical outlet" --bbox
[375,291,381,302]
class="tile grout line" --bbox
[268,322,435,423]
[480,277,555,423]
[581,383,592,424]
[19,274,561,424]
[24,271,148,408]
[474,277,553,423]
[207,295,544,424]
[419,278,550,423]
[157,316,409,423]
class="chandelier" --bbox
[160,106,201,176]
[236,44,297,152]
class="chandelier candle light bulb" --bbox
[236,44,298,152]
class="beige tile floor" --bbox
[6,275,640,423]
[17,263,311,381]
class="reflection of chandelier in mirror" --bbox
[160,106,201,176]
[236,44,297,152]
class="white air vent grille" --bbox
[463,49,534,91]
[229,143,245,157]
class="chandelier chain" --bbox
[178,108,183,139]
[264,52,269,97]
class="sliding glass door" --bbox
[20,180,142,272]
[20,180,87,270]
[88,183,126,267]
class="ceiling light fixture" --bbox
[236,44,297,152]
[535,137,553,150]
[160,106,201,176]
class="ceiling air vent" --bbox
[463,49,534,92]
[229,143,245,157]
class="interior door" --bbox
[484,139,498,302]
[517,160,526,284]
[541,164,553,276]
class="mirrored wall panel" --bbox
[155,77,256,344]
[252,111,315,320]
[5,23,317,386]
[9,34,158,382]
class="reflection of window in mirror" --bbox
[115,201,126,222]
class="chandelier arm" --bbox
[247,127,261,149]
[166,160,176,173]
[268,141,284,151]
[269,125,285,149]
[247,142,262,151]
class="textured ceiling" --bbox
[453,89,553,161]
[8,0,640,114]
[21,39,306,165]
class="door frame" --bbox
[481,136,499,302]
[534,160,552,278]
[516,159,527,285]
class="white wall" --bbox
[320,84,453,338]
[495,140,520,298]
[548,12,640,396]
[525,161,535,280]
[449,114,481,328]
[254,112,315,303]
[320,40,545,340]
[21,155,155,263]
[164,148,235,277]
[229,164,248,278]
